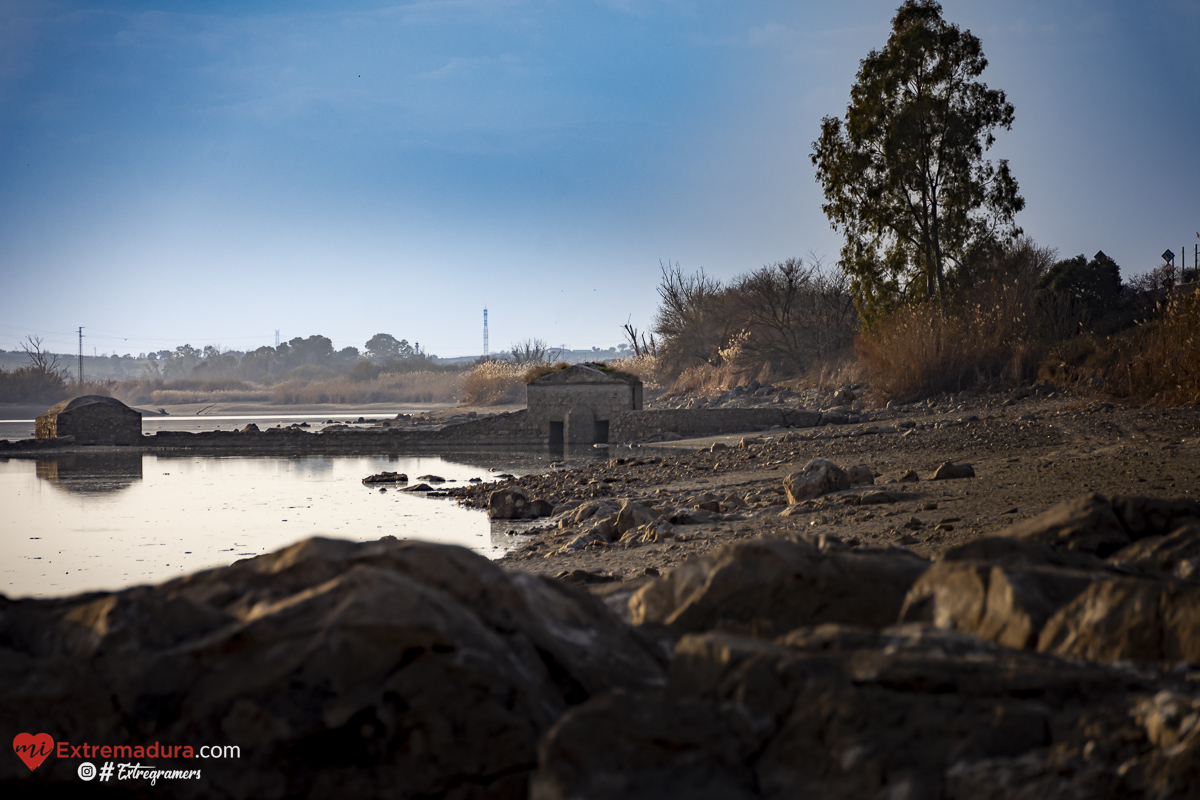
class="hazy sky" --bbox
[1,0,1197,359]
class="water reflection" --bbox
[35,452,144,495]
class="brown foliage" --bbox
[271,372,459,405]
[858,278,1043,402]
[1041,289,1200,405]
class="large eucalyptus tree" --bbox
[811,0,1024,320]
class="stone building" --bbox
[35,395,143,446]
[526,364,643,445]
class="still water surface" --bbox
[1,450,571,599]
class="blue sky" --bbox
[1,0,1197,359]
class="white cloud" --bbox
[417,53,524,80]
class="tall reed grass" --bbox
[111,379,265,405]
[1046,290,1200,405]
[606,354,665,389]
[857,278,1042,402]
[457,361,530,406]
[270,371,459,405]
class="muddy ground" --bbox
[445,388,1199,591]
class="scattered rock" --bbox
[556,569,619,586]
[846,464,875,485]
[859,489,905,505]
[529,498,555,518]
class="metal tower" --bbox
[483,307,489,358]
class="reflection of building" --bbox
[526,364,643,445]
[36,395,142,445]
[35,451,144,495]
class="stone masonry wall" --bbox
[6,406,853,454]
[526,384,637,442]
[609,408,826,442]
[36,405,142,446]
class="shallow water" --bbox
[0,411,411,441]
[0,450,578,599]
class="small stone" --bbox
[931,462,976,480]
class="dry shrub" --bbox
[457,361,529,406]
[271,372,459,405]
[665,333,774,397]
[1046,290,1200,405]
[858,278,1042,403]
[148,389,271,405]
[112,378,262,405]
[0,366,69,404]
[522,362,571,383]
[606,354,665,389]
[798,355,865,391]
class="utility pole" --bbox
[77,327,84,384]
[483,307,489,358]
[274,330,280,348]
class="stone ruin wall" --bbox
[6,406,856,454]
[36,405,142,446]
[526,383,638,440]
[609,408,825,442]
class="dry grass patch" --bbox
[858,279,1042,403]
[1042,290,1200,405]
[271,372,459,405]
[111,379,264,405]
[457,361,530,406]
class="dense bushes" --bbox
[1040,290,1200,405]
[652,258,856,385]
[857,240,1052,401]
[0,365,69,404]
[857,238,1194,404]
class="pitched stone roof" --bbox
[527,363,642,386]
[42,395,140,416]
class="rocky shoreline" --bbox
[4,387,1200,797]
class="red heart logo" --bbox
[13,733,55,771]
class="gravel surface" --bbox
[443,388,1200,590]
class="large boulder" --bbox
[629,536,928,636]
[533,624,1199,799]
[1037,577,1200,665]
[0,538,664,798]
[900,560,1101,649]
[1108,524,1200,580]
[998,493,1200,559]
[489,485,532,519]
[615,501,661,535]
[783,458,851,504]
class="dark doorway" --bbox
[594,419,609,444]
[549,420,564,446]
